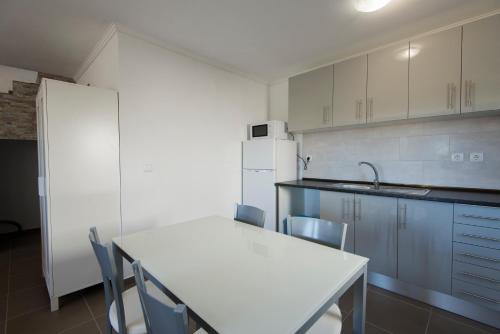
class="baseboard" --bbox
[368,272,500,329]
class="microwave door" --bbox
[252,124,268,138]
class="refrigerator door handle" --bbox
[38,177,46,197]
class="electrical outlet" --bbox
[470,152,483,162]
[451,152,463,162]
[144,164,153,172]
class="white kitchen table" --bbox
[112,215,369,334]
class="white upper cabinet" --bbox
[462,14,500,113]
[332,55,367,127]
[367,43,409,123]
[288,65,333,132]
[409,27,461,118]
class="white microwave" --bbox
[248,120,288,140]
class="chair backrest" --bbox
[284,216,348,251]
[132,261,189,334]
[89,227,127,334]
[234,203,266,228]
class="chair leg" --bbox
[105,321,113,334]
[50,296,59,312]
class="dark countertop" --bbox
[275,178,500,208]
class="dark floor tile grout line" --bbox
[5,282,44,296]
[82,293,103,334]
[7,282,47,296]
[370,288,431,313]
[342,309,353,323]
[56,319,96,334]
[431,310,494,334]
[424,308,432,334]
[5,304,48,322]
[367,321,394,334]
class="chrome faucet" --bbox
[358,161,380,189]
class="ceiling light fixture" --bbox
[354,0,392,12]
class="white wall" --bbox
[76,32,119,90]
[118,32,267,232]
[78,29,268,233]
[0,65,37,93]
[269,81,288,121]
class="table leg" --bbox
[353,265,367,334]
[112,243,125,292]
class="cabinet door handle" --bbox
[460,291,500,304]
[368,98,373,121]
[459,271,500,284]
[446,83,451,109]
[461,233,500,242]
[465,80,474,108]
[464,80,469,107]
[399,204,407,228]
[342,198,346,220]
[322,106,330,123]
[458,252,500,263]
[469,80,474,109]
[403,204,407,230]
[355,198,361,220]
[451,84,456,110]
[461,214,500,221]
[355,100,363,121]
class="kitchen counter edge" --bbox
[275,179,500,208]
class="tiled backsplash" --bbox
[302,115,500,190]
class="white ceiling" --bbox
[1,0,500,82]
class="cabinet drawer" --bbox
[453,261,500,291]
[454,204,500,229]
[454,243,500,271]
[453,279,500,311]
[454,224,500,249]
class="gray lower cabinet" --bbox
[320,191,355,253]
[355,195,398,278]
[397,199,454,294]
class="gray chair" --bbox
[89,227,175,334]
[132,261,207,334]
[284,216,347,250]
[284,216,347,334]
[234,203,266,228]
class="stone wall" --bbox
[0,73,73,140]
[0,81,38,140]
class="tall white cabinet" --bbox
[36,79,121,311]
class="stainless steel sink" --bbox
[332,183,430,196]
[334,183,374,190]
[378,186,431,196]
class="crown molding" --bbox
[75,22,267,85]
[113,24,267,85]
[73,24,118,81]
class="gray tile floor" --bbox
[1,230,499,334]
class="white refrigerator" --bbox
[242,139,297,231]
